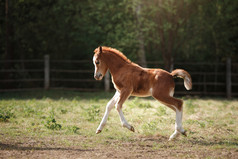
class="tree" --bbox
[182,0,238,62]
[141,0,200,71]
[134,0,147,67]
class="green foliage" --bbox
[82,105,101,122]
[23,106,35,117]
[67,125,80,134]
[0,91,238,156]
[60,109,68,114]
[45,117,62,130]
[182,0,238,60]
[185,119,206,128]
[0,109,14,122]
[142,120,161,135]
[156,106,167,116]
[0,0,140,60]
[1,0,237,62]
[129,97,152,109]
[185,99,196,114]
[138,102,153,109]
[45,110,62,130]
[1,0,238,91]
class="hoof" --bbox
[96,130,101,134]
[130,126,135,132]
[169,130,180,141]
[181,130,187,137]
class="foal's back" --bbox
[123,64,175,97]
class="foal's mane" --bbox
[96,46,131,63]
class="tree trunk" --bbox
[137,35,147,67]
[4,0,14,88]
[159,28,174,72]
[5,0,14,62]
[162,50,174,72]
[136,0,147,67]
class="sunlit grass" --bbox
[0,90,237,151]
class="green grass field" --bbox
[0,90,237,158]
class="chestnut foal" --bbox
[93,46,192,140]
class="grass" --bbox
[0,90,237,158]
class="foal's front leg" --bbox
[116,90,135,132]
[96,92,119,134]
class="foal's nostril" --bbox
[94,73,102,80]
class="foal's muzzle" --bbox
[94,73,103,80]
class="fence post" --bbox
[44,55,50,90]
[226,57,231,98]
[104,71,110,92]
[203,73,207,96]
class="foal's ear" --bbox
[99,46,102,54]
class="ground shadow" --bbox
[0,90,115,100]
[0,142,94,152]
[0,90,156,101]
[187,138,238,147]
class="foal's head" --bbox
[93,46,108,80]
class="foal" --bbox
[93,46,192,140]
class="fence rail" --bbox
[0,55,237,98]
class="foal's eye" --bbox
[96,61,100,65]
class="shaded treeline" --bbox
[0,0,237,88]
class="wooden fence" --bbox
[0,55,237,98]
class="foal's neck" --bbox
[102,52,130,75]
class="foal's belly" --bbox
[131,88,153,97]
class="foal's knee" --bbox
[106,104,114,112]
[106,101,116,112]
[115,103,122,111]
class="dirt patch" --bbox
[0,135,237,159]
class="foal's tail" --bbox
[171,69,192,90]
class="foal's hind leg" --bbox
[169,106,187,141]
[153,94,186,140]
[96,91,120,134]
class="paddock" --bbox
[0,91,237,158]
